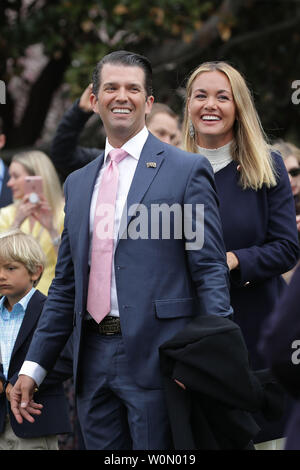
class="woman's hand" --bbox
[226,251,239,271]
[31,196,55,234]
[12,195,36,228]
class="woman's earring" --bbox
[189,121,195,139]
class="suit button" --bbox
[244,281,250,287]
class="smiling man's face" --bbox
[91,63,154,148]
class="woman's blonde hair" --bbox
[11,150,64,227]
[0,229,46,286]
[183,61,276,190]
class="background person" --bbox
[10,50,232,450]
[50,84,100,181]
[145,102,181,146]
[182,60,299,448]
[0,150,64,295]
[271,140,300,282]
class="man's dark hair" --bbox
[92,50,153,98]
[0,116,3,135]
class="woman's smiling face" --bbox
[188,70,236,149]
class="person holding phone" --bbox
[0,150,64,295]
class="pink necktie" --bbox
[87,148,128,323]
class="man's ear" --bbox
[145,95,154,116]
[0,134,6,150]
[90,93,98,113]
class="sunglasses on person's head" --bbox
[288,168,300,177]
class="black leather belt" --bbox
[84,316,121,335]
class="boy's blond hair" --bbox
[0,229,46,286]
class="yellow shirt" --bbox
[0,203,64,295]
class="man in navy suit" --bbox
[0,117,12,208]
[10,51,233,450]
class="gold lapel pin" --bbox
[146,162,157,168]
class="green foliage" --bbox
[1,0,218,84]
[2,0,300,147]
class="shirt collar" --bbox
[0,158,5,181]
[104,126,149,164]
[0,287,36,315]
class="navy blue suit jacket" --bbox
[214,152,299,370]
[0,290,72,438]
[25,133,232,391]
[260,264,300,449]
[0,161,12,208]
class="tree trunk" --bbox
[6,50,70,148]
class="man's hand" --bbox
[10,375,43,424]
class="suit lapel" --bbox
[118,134,165,242]
[10,290,46,359]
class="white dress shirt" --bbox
[89,126,149,317]
[19,127,149,385]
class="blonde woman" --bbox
[0,151,64,295]
[183,61,299,447]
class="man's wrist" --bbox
[19,361,47,387]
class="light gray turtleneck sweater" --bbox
[197,141,233,173]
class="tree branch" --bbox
[7,50,71,147]
[151,0,242,72]
[219,14,300,56]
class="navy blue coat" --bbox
[25,133,233,392]
[260,264,300,449]
[0,290,72,438]
[214,152,299,370]
[0,161,12,208]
